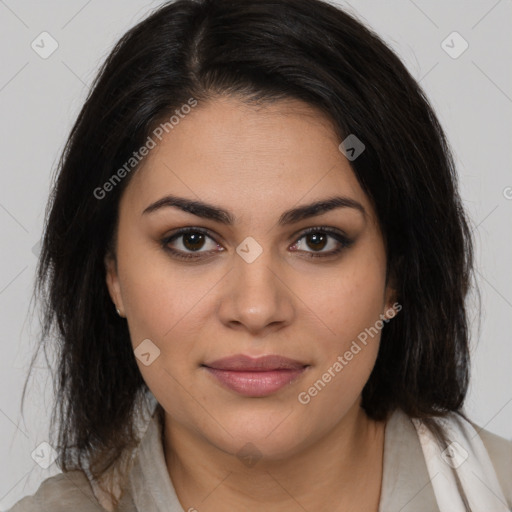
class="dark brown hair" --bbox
[24,0,478,508]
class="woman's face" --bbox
[106,96,397,459]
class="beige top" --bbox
[7,406,512,512]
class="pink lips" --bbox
[202,354,308,397]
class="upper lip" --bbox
[203,354,308,371]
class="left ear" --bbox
[383,273,399,319]
[105,252,125,316]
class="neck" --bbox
[163,402,387,512]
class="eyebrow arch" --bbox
[142,194,366,225]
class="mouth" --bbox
[201,354,310,397]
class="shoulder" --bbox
[474,422,512,505]
[452,413,512,508]
[395,409,512,509]
[6,471,106,512]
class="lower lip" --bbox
[204,367,307,397]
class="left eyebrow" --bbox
[141,194,367,225]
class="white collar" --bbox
[412,412,509,512]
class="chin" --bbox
[200,409,314,464]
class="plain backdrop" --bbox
[1,0,511,509]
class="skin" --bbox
[106,95,398,511]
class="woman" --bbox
[9,0,511,511]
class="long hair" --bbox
[23,0,477,508]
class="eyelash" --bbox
[161,226,354,261]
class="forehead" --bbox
[121,96,376,226]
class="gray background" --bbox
[1,0,511,508]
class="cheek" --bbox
[117,249,215,422]
[295,273,386,422]
[115,225,215,345]
[293,247,386,405]
[297,251,386,352]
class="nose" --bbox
[217,241,295,338]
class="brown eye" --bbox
[181,232,207,251]
[304,232,328,251]
[290,227,354,258]
[162,228,221,260]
